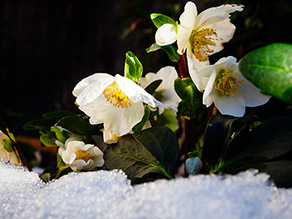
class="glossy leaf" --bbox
[144,79,162,95]
[103,126,178,184]
[146,43,179,62]
[132,105,151,134]
[56,115,101,136]
[174,77,204,119]
[150,13,176,28]
[239,43,292,103]
[124,51,143,83]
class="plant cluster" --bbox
[1,1,292,187]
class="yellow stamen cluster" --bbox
[189,27,218,62]
[215,68,244,96]
[103,82,133,108]
[75,150,91,162]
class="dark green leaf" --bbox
[256,160,292,188]
[219,116,292,175]
[146,43,179,62]
[174,77,204,119]
[56,115,101,136]
[51,126,68,144]
[124,51,143,83]
[239,43,292,103]
[203,115,259,169]
[150,13,176,28]
[23,119,53,131]
[132,106,151,134]
[144,79,162,95]
[104,126,178,184]
[40,131,57,146]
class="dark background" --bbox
[1,0,291,135]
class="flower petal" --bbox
[187,48,209,91]
[213,93,246,117]
[115,74,157,107]
[202,68,217,107]
[177,1,197,55]
[155,24,177,46]
[74,73,114,106]
[238,78,271,107]
[196,4,244,28]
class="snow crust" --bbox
[1,161,292,219]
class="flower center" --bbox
[103,82,133,108]
[75,150,90,162]
[215,68,244,96]
[189,27,217,62]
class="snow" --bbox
[1,161,292,219]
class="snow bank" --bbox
[1,161,292,218]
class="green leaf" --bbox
[56,115,101,136]
[256,160,292,188]
[51,126,68,144]
[239,43,292,103]
[124,51,143,83]
[222,116,292,173]
[132,105,151,134]
[156,109,179,132]
[203,115,259,169]
[40,131,57,146]
[150,13,176,28]
[23,119,53,131]
[146,43,179,62]
[23,110,75,131]
[174,77,204,119]
[103,126,178,184]
[144,79,162,95]
[3,139,14,152]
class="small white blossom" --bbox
[199,56,270,117]
[60,137,104,172]
[73,73,176,143]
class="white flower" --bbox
[73,73,176,143]
[0,130,22,165]
[139,66,181,114]
[155,1,244,91]
[199,56,270,117]
[155,23,177,46]
[60,138,104,172]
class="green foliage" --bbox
[150,13,176,28]
[124,51,143,83]
[156,109,179,132]
[102,126,178,184]
[132,105,151,134]
[174,77,204,119]
[204,115,292,187]
[144,79,162,95]
[3,139,14,152]
[239,43,292,103]
[147,43,179,62]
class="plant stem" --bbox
[178,54,189,78]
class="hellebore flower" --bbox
[155,1,243,91]
[0,130,22,165]
[139,66,181,114]
[60,137,104,172]
[199,56,270,117]
[73,73,176,143]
